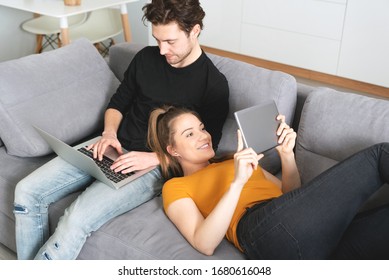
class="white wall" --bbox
[0,0,149,62]
[0,6,36,61]
[3,1,387,88]
[201,0,347,75]
[337,0,389,87]
[200,0,389,88]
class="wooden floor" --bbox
[0,243,16,260]
[201,46,389,99]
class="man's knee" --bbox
[14,203,29,215]
[14,176,34,202]
[14,178,47,215]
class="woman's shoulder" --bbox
[162,176,193,211]
[163,176,185,189]
[164,160,234,188]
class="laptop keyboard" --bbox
[77,147,135,183]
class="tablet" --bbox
[234,101,280,153]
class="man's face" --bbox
[152,22,199,68]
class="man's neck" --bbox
[174,43,202,68]
[186,44,202,65]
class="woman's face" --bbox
[168,113,215,166]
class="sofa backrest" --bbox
[206,53,297,173]
[0,39,120,157]
[296,87,389,184]
[109,43,297,174]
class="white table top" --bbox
[0,0,139,17]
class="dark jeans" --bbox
[237,143,389,259]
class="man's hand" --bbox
[87,131,123,161]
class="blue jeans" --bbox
[237,143,389,259]
[14,156,163,260]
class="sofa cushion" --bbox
[108,43,145,81]
[0,39,120,157]
[207,54,297,174]
[296,88,389,184]
[0,147,54,251]
[48,194,246,260]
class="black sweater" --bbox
[107,46,229,152]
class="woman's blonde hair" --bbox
[147,105,200,179]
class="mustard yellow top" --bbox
[162,159,282,251]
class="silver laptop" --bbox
[234,101,280,153]
[34,126,157,189]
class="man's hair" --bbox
[142,0,205,35]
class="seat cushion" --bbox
[48,194,246,260]
[0,147,54,251]
[0,38,120,157]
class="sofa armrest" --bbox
[296,87,389,184]
[296,88,389,210]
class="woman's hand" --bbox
[275,114,297,155]
[233,130,263,186]
[274,115,301,192]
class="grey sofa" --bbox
[0,39,388,259]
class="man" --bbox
[14,0,229,260]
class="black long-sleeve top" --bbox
[107,46,229,152]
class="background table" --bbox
[0,0,140,45]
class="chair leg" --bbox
[35,35,43,53]
[94,43,103,53]
[40,34,61,52]
[57,34,62,48]
[94,39,116,57]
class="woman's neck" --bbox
[182,161,210,176]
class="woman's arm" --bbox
[275,115,301,193]
[166,182,244,256]
[278,149,301,193]
[166,131,262,255]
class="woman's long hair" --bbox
[147,105,200,179]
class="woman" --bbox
[147,105,389,259]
